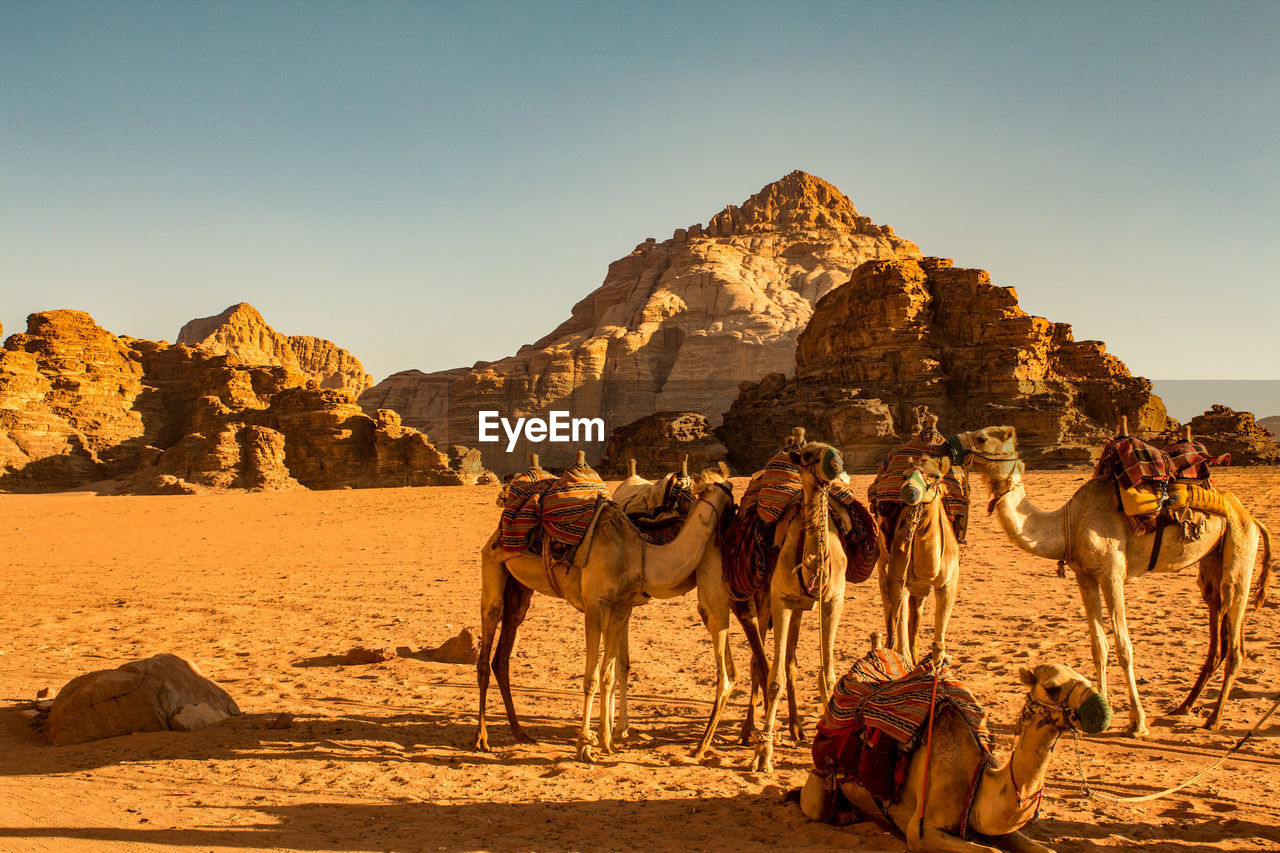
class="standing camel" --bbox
[959,426,1272,735]
[879,453,962,665]
[752,441,851,773]
[800,655,1113,853]
[475,473,735,762]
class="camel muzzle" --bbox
[1076,692,1113,734]
[900,472,927,506]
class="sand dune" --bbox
[1,469,1278,852]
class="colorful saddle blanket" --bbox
[868,440,970,520]
[721,452,877,600]
[1094,437,1230,534]
[812,648,992,802]
[498,463,609,554]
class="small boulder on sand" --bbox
[46,654,240,746]
[397,627,478,665]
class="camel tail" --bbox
[1252,519,1272,611]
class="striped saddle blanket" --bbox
[812,648,992,800]
[868,440,970,519]
[498,463,610,554]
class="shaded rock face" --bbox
[46,654,239,746]
[718,257,1170,472]
[359,171,921,474]
[1161,406,1280,465]
[597,412,727,478]
[0,312,489,492]
[178,303,373,396]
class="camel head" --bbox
[1018,662,1112,735]
[899,453,951,507]
[691,461,732,492]
[786,441,844,489]
[957,426,1020,479]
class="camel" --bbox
[752,441,851,773]
[799,655,1113,853]
[959,425,1272,735]
[879,453,962,666]
[474,463,738,762]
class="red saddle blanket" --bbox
[721,453,877,600]
[1094,437,1229,490]
[812,648,992,801]
[498,463,609,554]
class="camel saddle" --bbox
[812,648,992,804]
[868,438,971,544]
[1096,437,1230,539]
[614,472,696,545]
[498,462,610,563]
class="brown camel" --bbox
[800,658,1112,853]
[960,426,1272,735]
[752,441,851,773]
[475,470,735,762]
[879,453,962,665]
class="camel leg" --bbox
[995,829,1056,853]
[912,824,1004,853]
[1099,569,1149,736]
[732,598,769,745]
[475,549,508,752]
[1204,527,1257,729]
[1172,556,1222,716]
[613,623,631,742]
[1075,572,1110,707]
[694,604,735,759]
[494,578,536,744]
[907,590,926,667]
[818,589,845,709]
[931,580,957,663]
[598,605,630,755]
[576,604,605,763]
[785,610,804,743]
[753,600,793,773]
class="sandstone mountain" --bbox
[717,257,1172,472]
[359,171,921,474]
[178,303,373,396]
[596,412,728,478]
[0,311,487,493]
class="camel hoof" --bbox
[474,731,490,752]
[1126,721,1151,738]
[751,743,774,774]
[511,728,536,745]
[1202,716,1224,731]
[576,742,596,764]
[613,726,631,742]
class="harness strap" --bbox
[1146,519,1167,574]
[1057,499,1071,579]
[917,663,944,838]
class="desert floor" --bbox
[2,469,1279,853]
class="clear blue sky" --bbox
[2,2,1277,415]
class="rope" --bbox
[917,662,945,837]
[1057,499,1071,579]
[1072,692,1280,804]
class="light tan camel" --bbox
[475,470,735,762]
[800,658,1112,853]
[752,441,850,773]
[960,426,1272,735]
[879,453,962,665]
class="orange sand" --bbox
[2,469,1279,852]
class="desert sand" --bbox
[2,469,1278,852]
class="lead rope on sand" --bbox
[1071,692,1280,804]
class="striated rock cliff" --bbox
[359,171,921,474]
[718,257,1171,472]
[1160,406,1280,465]
[596,412,728,478]
[177,303,373,396]
[0,311,488,493]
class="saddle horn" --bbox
[529,453,540,471]
[680,453,689,477]
[628,457,637,478]
[575,450,587,467]
[1185,425,1193,442]
[1119,415,1130,438]
[790,426,806,448]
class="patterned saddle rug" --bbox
[812,648,992,802]
[868,440,970,543]
[499,462,610,555]
[1093,437,1230,535]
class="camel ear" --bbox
[937,456,952,477]
[1018,667,1037,687]
[998,426,1017,442]
[787,450,802,465]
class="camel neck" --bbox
[639,491,725,594]
[987,472,1066,562]
[972,712,1061,836]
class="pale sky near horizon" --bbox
[2,2,1277,417]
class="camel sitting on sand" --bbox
[879,453,962,666]
[475,465,736,762]
[752,441,852,773]
[960,426,1272,735]
[800,657,1112,853]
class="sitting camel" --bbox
[960,426,1272,735]
[800,655,1112,853]
[879,453,962,665]
[475,464,737,761]
[752,441,852,773]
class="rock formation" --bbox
[1161,406,1280,465]
[0,311,490,493]
[359,171,921,474]
[596,412,728,478]
[718,257,1171,472]
[46,654,240,746]
[178,303,373,396]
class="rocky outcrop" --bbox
[1161,406,1280,465]
[597,412,727,478]
[177,303,372,396]
[0,311,490,492]
[718,257,1171,472]
[359,171,921,474]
